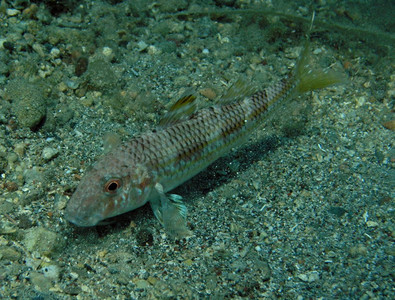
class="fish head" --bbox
[64,157,153,227]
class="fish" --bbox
[64,37,344,238]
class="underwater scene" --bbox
[0,0,394,299]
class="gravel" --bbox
[0,0,393,299]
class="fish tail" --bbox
[294,13,345,93]
[295,40,345,93]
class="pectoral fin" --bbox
[150,183,192,238]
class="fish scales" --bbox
[157,82,292,188]
[64,41,343,237]
[129,83,283,192]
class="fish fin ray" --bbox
[159,94,197,128]
[220,78,258,105]
[150,183,192,238]
[295,12,346,93]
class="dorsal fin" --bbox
[220,79,258,104]
[159,94,197,127]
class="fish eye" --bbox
[104,179,122,193]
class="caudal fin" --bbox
[294,13,346,93]
[295,40,346,93]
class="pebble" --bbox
[297,271,320,282]
[57,81,68,92]
[65,79,79,90]
[41,264,60,281]
[349,244,368,257]
[69,272,79,280]
[6,79,47,130]
[6,152,18,165]
[4,181,18,192]
[135,279,150,289]
[50,47,60,59]
[355,96,366,107]
[137,41,148,52]
[32,43,45,57]
[30,272,52,291]
[366,220,379,227]
[14,142,26,157]
[313,48,323,54]
[148,45,161,55]
[102,46,113,57]
[42,147,59,161]
[199,88,217,100]
[23,227,65,257]
[6,9,20,16]
[23,167,44,184]
[0,217,18,233]
[0,246,21,261]
[22,4,38,19]
[0,2,392,299]
[383,120,395,131]
[86,59,117,89]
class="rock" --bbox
[6,152,18,165]
[23,227,65,257]
[42,147,59,161]
[41,264,60,281]
[50,47,60,59]
[259,260,272,281]
[349,244,368,257]
[32,43,45,57]
[137,41,148,52]
[87,59,117,90]
[30,272,52,291]
[199,88,217,100]
[102,47,114,61]
[383,120,395,131]
[5,79,46,130]
[298,271,320,282]
[14,142,26,157]
[6,9,20,16]
[0,246,21,261]
[135,279,150,289]
[54,104,74,126]
[23,167,44,185]
[366,220,379,227]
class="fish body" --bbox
[64,41,343,237]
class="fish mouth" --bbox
[64,207,102,227]
[66,216,96,227]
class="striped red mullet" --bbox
[64,41,343,237]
